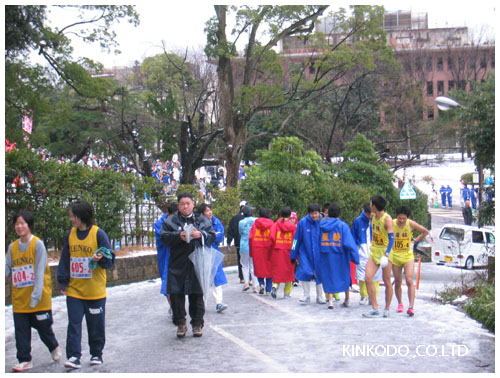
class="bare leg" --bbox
[365,258,379,310]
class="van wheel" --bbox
[465,256,474,270]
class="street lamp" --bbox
[435,96,482,204]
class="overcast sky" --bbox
[39,1,496,68]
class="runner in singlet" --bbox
[363,195,394,318]
[391,206,429,317]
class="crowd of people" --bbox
[6,190,429,371]
[149,192,429,342]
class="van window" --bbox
[440,228,464,241]
[472,231,484,244]
[486,233,495,244]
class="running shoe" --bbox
[328,300,334,309]
[64,357,81,369]
[362,309,380,318]
[397,304,404,313]
[51,346,62,362]
[316,297,326,304]
[252,286,258,293]
[12,361,32,372]
[407,308,415,317]
[283,294,291,299]
[216,303,228,313]
[192,325,203,337]
[90,356,103,365]
[259,285,265,295]
[298,296,310,303]
[359,296,369,305]
[271,287,277,299]
[383,309,390,318]
[242,284,250,291]
[176,323,188,338]
[343,300,350,308]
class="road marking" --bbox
[209,325,291,373]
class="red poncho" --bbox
[270,218,297,283]
[249,217,274,278]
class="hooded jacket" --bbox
[249,217,275,277]
[290,214,321,283]
[210,215,228,286]
[318,217,359,293]
[238,216,257,254]
[269,217,297,282]
[351,210,382,281]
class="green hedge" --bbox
[6,149,161,249]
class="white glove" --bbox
[380,255,389,268]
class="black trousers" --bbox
[66,296,106,359]
[170,293,204,327]
[235,246,244,281]
[13,310,59,363]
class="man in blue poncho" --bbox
[154,202,178,319]
[290,203,326,304]
[318,203,359,309]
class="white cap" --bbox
[239,200,247,207]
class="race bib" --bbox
[393,239,410,252]
[12,265,35,288]
[70,257,93,279]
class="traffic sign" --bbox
[400,182,417,200]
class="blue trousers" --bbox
[257,277,273,292]
[66,296,106,359]
[13,311,59,363]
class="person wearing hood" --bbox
[249,208,275,295]
[318,204,359,309]
[238,206,258,292]
[160,192,216,338]
[269,207,297,299]
[197,203,228,313]
[290,203,326,304]
[351,202,382,305]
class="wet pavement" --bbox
[4,261,495,374]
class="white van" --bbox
[433,224,495,269]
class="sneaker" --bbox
[316,297,326,304]
[64,356,81,369]
[252,286,258,293]
[333,293,340,301]
[242,284,250,291]
[293,281,299,287]
[193,325,203,337]
[407,308,415,317]
[283,294,291,299]
[383,309,390,318]
[90,356,103,365]
[342,300,350,308]
[328,300,334,309]
[240,279,245,284]
[298,296,310,303]
[259,285,265,295]
[362,309,380,318]
[51,346,62,362]
[12,361,33,372]
[176,323,188,338]
[359,296,369,305]
[216,303,228,313]
[397,304,404,313]
[271,287,277,299]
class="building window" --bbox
[458,56,465,70]
[426,81,433,96]
[437,57,443,70]
[415,57,423,71]
[437,81,444,96]
[425,57,433,71]
[448,81,455,90]
[469,58,476,70]
[447,57,455,70]
[480,55,487,69]
[428,108,434,120]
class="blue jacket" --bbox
[290,214,321,283]
[211,216,227,286]
[318,217,359,293]
[351,211,371,247]
[238,216,257,254]
[154,213,169,295]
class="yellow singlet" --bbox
[390,219,414,267]
[66,225,107,300]
[370,212,389,264]
[11,236,52,313]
